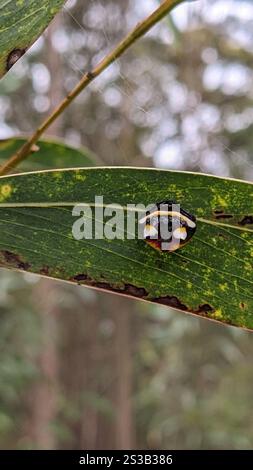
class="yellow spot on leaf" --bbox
[213,195,228,208]
[75,172,86,182]
[213,308,223,319]
[53,172,63,180]
[219,283,228,292]
[0,184,12,201]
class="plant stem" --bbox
[0,0,183,176]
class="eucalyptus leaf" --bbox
[0,0,66,78]
[0,168,252,329]
[0,138,96,171]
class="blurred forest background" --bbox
[0,0,253,450]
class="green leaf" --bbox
[0,0,66,78]
[0,168,252,329]
[0,138,96,170]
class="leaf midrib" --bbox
[0,202,252,234]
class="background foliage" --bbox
[0,0,253,449]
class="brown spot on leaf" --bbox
[238,215,253,226]
[71,274,215,318]
[6,48,26,71]
[214,213,233,220]
[73,273,87,282]
[217,233,229,240]
[122,284,147,298]
[72,273,148,298]
[196,304,214,314]
[214,209,224,214]
[1,250,30,270]
[239,302,246,310]
[40,266,50,275]
[153,295,188,310]
[149,297,214,316]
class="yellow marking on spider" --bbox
[173,227,187,240]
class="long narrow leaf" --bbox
[0,0,66,78]
[0,168,252,329]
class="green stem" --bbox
[0,0,183,176]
